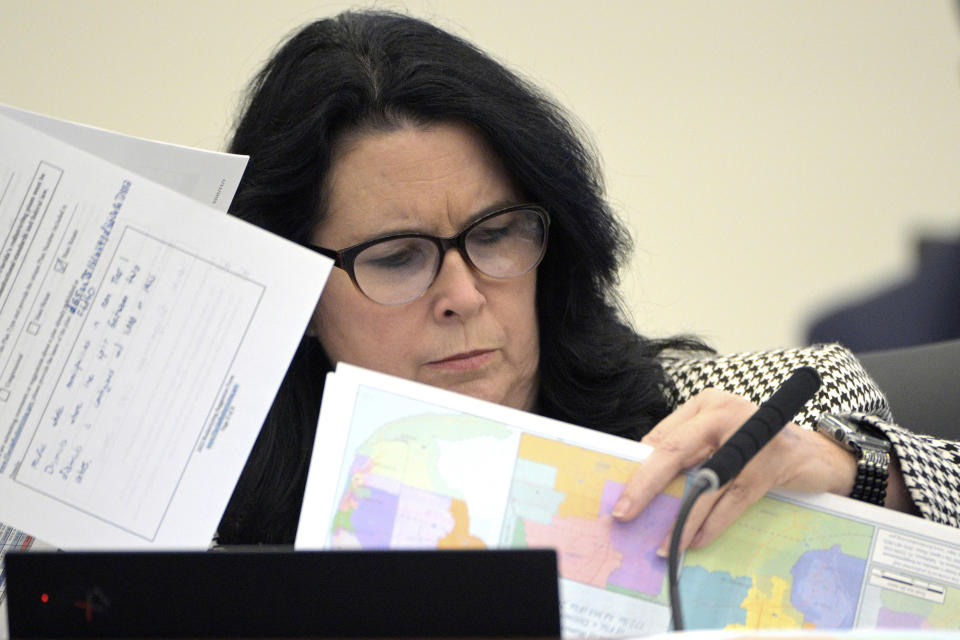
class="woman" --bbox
[217,10,960,546]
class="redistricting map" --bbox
[331,412,512,549]
[681,497,874,629]
[319,376,960,637]
[331,414,683,598]
[501,434,684,599]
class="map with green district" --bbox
[329,413,686,603]
[314,371,960,637]
[331,412,516,549]
[501,434,685,600]
[680,497,873,629]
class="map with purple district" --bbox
[500,433,685,601]
[317,378,960,636]
[680,496,874,631]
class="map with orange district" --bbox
[300,364,960,638]
[502,434,685,599]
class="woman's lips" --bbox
[427,350,495,370]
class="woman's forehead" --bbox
[330,123,502,184]
[318,122,519,243]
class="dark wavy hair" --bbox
[218,10,704,544]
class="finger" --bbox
[691,476,770,549]
[655,480,725,556]
[640,390,715,447]
[654,472,770,556]
[614,396,731,521]
[612,442,706,521]
[658,427,801,554]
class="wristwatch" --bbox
[813,414,891,506]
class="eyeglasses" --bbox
[308,204,550,305]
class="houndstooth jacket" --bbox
[1,344,958,593]
[661,342,960,528]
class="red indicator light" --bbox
[40,593,50,603]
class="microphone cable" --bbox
[667,366,821,631]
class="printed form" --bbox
[0,110,331,549]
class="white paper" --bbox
[0,104,246,211]
[297,363,960,636]
[0,111,331,550]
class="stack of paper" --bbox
[0,106,331,603]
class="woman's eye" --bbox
[368,250,414,268]
[360,242,428,271]
[472,226,510,244]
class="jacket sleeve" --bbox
[660,343,960,528]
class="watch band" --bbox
[814,414,890,506]
[850,448,890,505]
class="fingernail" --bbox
[611,497,631,518]
[655,546,668,558]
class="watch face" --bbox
[816,415,859,452]
[815,415,891,454]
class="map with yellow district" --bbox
[679,496,960,632]
[501,435,685,600]
[312,372,960,637]
[681,496,874,629]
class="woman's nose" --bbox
[429,248,485,320]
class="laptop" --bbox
[5,548,560,638]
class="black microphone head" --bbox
[768,366,822,420]
[699,365,823,488]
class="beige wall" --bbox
[3,0,959,353]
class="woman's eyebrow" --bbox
[460,199,522,226]
[343,211,430,245]
[355,200,522,244]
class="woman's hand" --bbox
[611,388,863,554]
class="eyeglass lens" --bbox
[352,208,546,305]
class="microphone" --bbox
[668,365,822,631]
[696,365,822,491]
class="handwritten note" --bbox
[0,108,331,550]
[11,226,263,539]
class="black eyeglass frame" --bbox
[307,204,551,305]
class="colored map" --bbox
[863,583,960,629]
[330,413,687,605]
[317,375,960,637]
[331,412,517,549]
[502,434,685,601]
[681,497,874,630]
[858,572,960,630]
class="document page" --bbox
[0,104,246,211]
[0,106,254,613]
[296,364,960,637]
[0,112,331,552]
